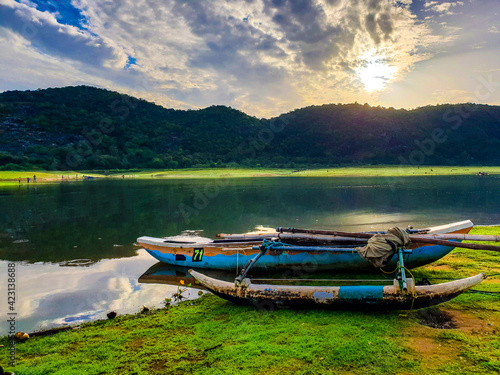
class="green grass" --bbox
[1,166,499,183]
[1,297,416,375]
[0,171,101,185]
[115,166,500,178]
[1,227,499,374]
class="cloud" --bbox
[0,0,457,116]
[0,0,126,67]
[488,26,500,34]
[424,1,464,16]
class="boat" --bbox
[189,270,486,310]
[137,220,473,272]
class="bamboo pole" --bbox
[278,233,368,243]
[409,237,500,252]
[413,234,500,241]
[277,231,500,242]
[276,228,500,252]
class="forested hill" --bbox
[0,85,499,170]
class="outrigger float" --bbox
[189,236,488,310]
[189,270,486,310]
[138,220,484,272]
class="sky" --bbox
[0,0,499,117]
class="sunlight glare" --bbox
[356,50,397,92]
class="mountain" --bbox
[0,86,499,170]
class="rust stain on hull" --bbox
[190,270,486,311]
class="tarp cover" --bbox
[356,227,411,268]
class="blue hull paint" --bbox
[145,243,456,272]
[338,285,385,302]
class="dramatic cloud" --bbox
[0,0,499,116]
[0,0,126,67]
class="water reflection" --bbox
[0,251,201,335]
[138,263,237,288]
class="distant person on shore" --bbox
[18,177,21,184]
[27,177,30,183]
[33,174,37,182]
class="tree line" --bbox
[0,86,499,170]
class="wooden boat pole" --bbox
[413,234,500,242]
[277,228,500,252]
[253,245,413,253]
[408,237,500,252]
[277,228,500,242]
[278,232,500,242]
[278,228,373,238]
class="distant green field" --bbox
[1,166,499,185]
[116,166,500,179]
[0,171,101,185]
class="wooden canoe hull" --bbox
[138,220,473,272]
[189,270,486,310]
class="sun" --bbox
[356,50,397,92]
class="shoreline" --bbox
[1,165,499,185]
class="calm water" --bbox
[1,176,499,334]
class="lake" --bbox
[1,175,499,334]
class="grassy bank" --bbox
[1,227,499,374]
[1,166,499,185]
[0,171,100,186]
[114,166,500,178]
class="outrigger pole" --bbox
[277,228,500,252]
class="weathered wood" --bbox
[190,270,486,310]
[278,233,368,243]
[216,232,277,239]
[413,234,500,241]
[277,229,500,242]
[411,237,500,252]
[277,228,500,252]
[277,227,373,238]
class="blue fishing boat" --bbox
[137,220,473,272]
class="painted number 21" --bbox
[193,248,204,262]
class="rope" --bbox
[379,266,398,275]
[403,266,417,310]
